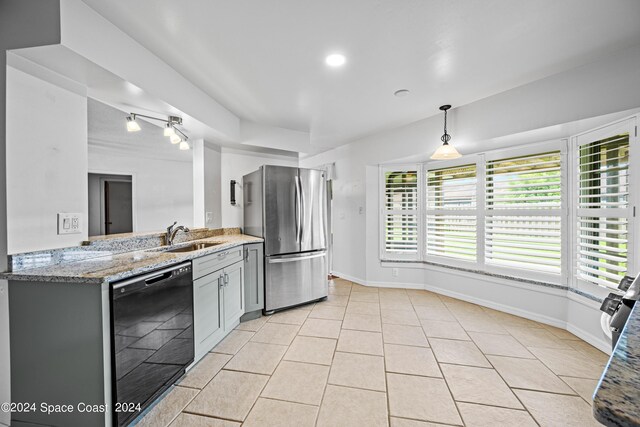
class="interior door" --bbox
[264,166,300,256]
[104,180,133,235]
[299,168,327,252]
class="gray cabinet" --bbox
[243,243,264,318]
[193,251,245,362]
[193,271,224,361]
[222,260,244,329]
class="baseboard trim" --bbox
[331,271,366,286]
[366,280,424,290]
[423,281,565,329]
[566,322,611,354]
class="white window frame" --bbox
[483,140,567,285]
[379,164,423,261]
[377,115,639,291]
[569,116,639,294]
[423,154,483,270]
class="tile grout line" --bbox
[315,281,352,426]
[431,293,467,426]
[481,344,542,426]
[141,279,605,426]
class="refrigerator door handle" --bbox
[295,175,302,243]
[268,252,326,263]
[298,174,305,244]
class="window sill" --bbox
[380,259,603,303]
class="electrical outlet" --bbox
[206,212,213,224]
[392,268,399,277]
[358,206,364,215]
[58,213,82,235]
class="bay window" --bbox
[484,149,564,280]
[381,167,420,260]
[574,118,636,290]
[426,163,478,263]
[380,115,637,291]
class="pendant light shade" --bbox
[431,142,461,160]
[430,105,462,160]
[169,134,182,144]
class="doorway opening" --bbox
[88,173,133,236]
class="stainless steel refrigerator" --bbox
[243,165,328,313]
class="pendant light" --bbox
[430,105,461,160]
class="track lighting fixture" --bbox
[124,112,189,149]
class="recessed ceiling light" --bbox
[325,53,346,67]
[394,89,410,97]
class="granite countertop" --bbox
[593,303,640,427]
[0,234,262,284]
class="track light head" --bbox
[126,115,141,132]
[164,123,176,137]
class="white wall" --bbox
[88,149,193,233]
[1,3,62,423]
[220,149,298,229]
[193,140,222,229]
[6,66,88,254]
[301,43,640,352]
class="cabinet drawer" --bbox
[193,247,243,279]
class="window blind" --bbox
[577,133,630,288]
[426,164,477,261]
[485,151,562,274]
[383,169,419,258]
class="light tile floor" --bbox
[137,278,608,427]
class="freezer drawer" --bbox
[265,251,328,312]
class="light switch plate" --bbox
[58,213,82,235]
[206,212,213,224]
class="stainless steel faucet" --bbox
[166,221,190,245]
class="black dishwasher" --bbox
[110,262,194,426]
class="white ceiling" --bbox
[81,0,640,149]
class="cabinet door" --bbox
[223,261,244,330]
[244,243,264,313]
[193,271,223,360]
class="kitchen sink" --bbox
[165,242,223,253]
